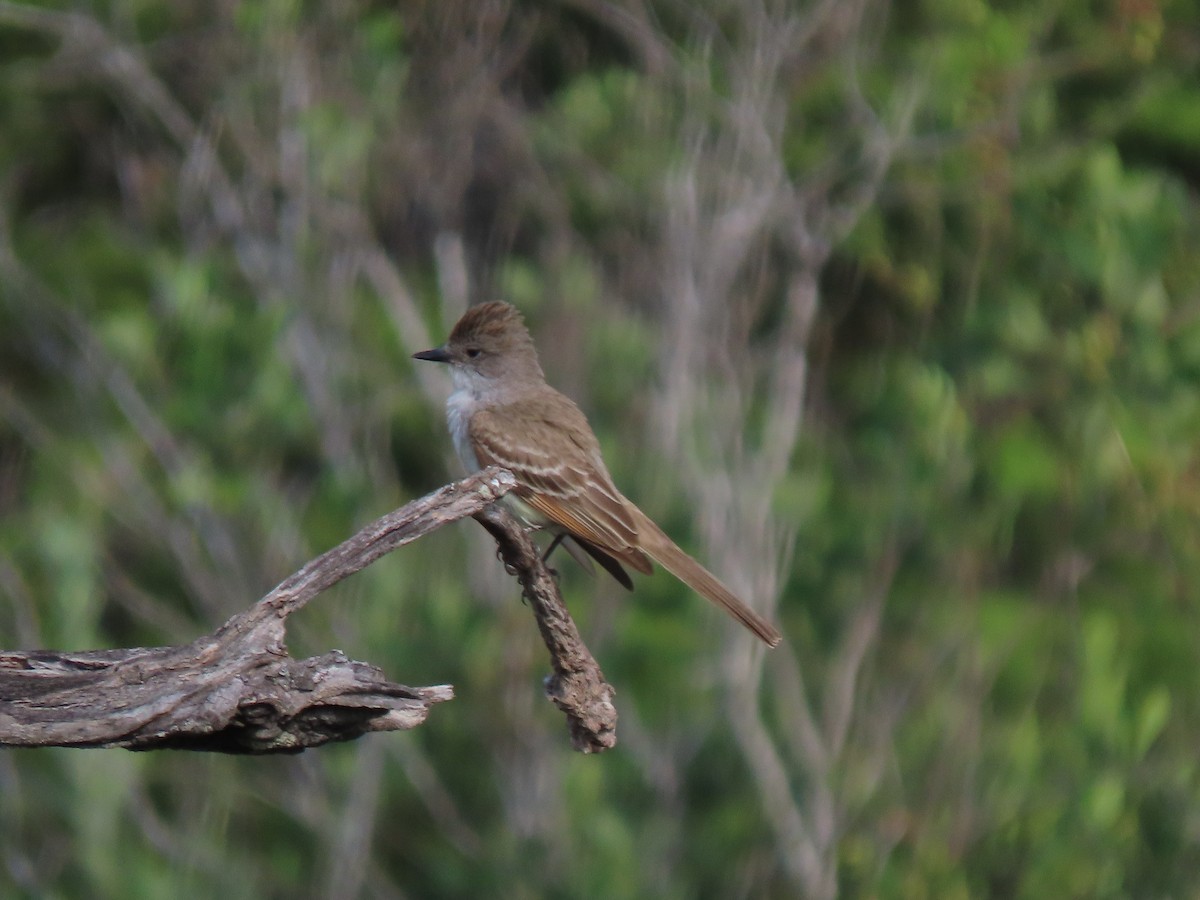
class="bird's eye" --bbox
[465,347,482,359]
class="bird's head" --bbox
[413,301,545,386]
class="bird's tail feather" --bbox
[635,513,782,648]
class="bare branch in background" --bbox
[0,1,440,476]
[650,0,913,894]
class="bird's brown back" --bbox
[468,391,653,575]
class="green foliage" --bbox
[3,0,1200,897]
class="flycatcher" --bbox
[414,301,782,648]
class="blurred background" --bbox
[1,0,1199,896]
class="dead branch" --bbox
[475,505,617,753]
[0,466,615,753]
[0,468,523,753]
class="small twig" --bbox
[474,505,618,753]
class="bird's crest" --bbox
[448,301,531,350]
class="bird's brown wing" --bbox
[469,396,653,576]
[471,394,781,647]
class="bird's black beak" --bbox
[413,346,451,363]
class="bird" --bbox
[413,301,782,648]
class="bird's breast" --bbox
[446,388,480,471]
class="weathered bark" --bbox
[0,466,616,754]
[0,645,452,753]
[475,506,617,753]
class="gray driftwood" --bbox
[0,466,617,753]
